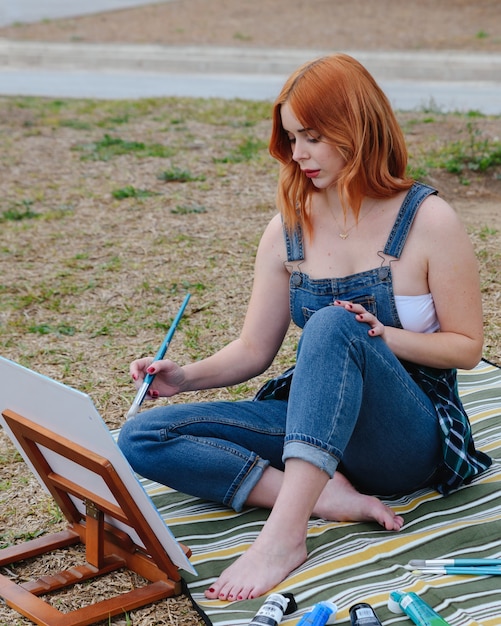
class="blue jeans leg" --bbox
[119,305,443,512]
[118,398,288,512]
[283,305,442,494]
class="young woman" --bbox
[118,53,491,602]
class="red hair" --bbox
[269,54,414,235]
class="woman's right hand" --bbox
[130,357,186,399]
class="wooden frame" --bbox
[0,408,191,626]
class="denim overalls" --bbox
[257,181,491,494]
[118,183,491,512]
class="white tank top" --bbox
[394,293,439,333]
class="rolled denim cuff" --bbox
[282,440,339,478]
[226,455,270,512]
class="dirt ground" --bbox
[1,0,500,52]
[0,2,500,625]
[1,0,500,224]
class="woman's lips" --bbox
[303,169,320,178]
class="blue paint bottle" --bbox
[295,601,338,626]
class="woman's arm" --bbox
[131,214,292,396]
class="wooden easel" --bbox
[0,408,191,626]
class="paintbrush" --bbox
[409,558,501,568]
[413,565,501,576]
[126,293,191,420]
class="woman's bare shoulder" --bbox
[412,193,469,241]
[257,213,287,258]
[417,192,463,224]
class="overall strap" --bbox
[283,182,437,262]
[283,224,305,262]
[383,182,438,258]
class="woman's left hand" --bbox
[334,300,386,338]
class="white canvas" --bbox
[0,355,196,575]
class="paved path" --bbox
[0,1,499,112]
[0,0,168,26]
[0,67,499,114]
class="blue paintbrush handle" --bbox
[453,558,501,567]
[143,293,191,386]
[445,566,501,575]
[126,293,191,419]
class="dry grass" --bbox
[0,94,500,625]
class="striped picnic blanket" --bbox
[140,360,501,625]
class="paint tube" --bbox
[388,590,451,626]
[248,592,297,625]
[295,601,338,626]
[349,602,383,625]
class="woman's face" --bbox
[280,102,345,189]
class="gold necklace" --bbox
[331,201,378,239]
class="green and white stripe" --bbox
[135,360,501,625]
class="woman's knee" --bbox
[308,304,358,331]
[300,305,362,350]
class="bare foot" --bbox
[204,468,403,602]
[204,532,307,601]
[314,472,404,531]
